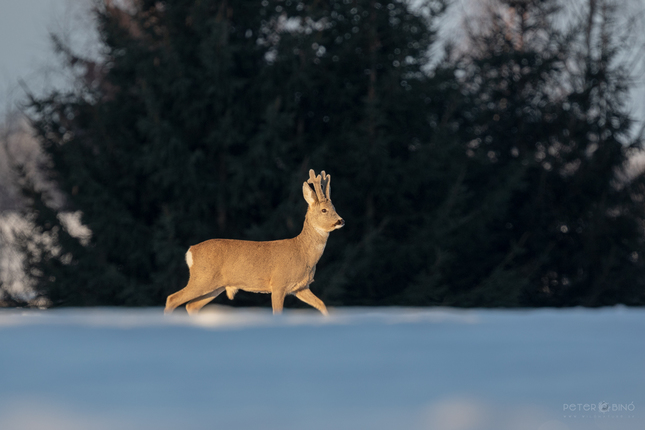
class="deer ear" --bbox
[302,181,317,205]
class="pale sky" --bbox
[0,0,60,116]
[0,0,97,119]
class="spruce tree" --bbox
[450,0,645,306]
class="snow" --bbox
[0,306,642,430]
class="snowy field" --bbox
[0,306,642,430]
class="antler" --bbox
[321,171,331,200]
[307,169,331,202]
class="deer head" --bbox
[302,169,345,233]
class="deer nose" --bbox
[336,219,345,227]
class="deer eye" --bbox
[321,208,327,213]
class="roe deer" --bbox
[164,170,344,315]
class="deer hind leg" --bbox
[165,288,191,314]
[165,276,217,314]
[294,288,328,316]
[185,287,225,315]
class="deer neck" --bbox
[297,215,330,266]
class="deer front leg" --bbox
[294,288,328,315]
[271,289,286,314]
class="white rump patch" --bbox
[185,249,194,268]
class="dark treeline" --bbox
[18,0,645,308]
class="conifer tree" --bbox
[450,0,645,306]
